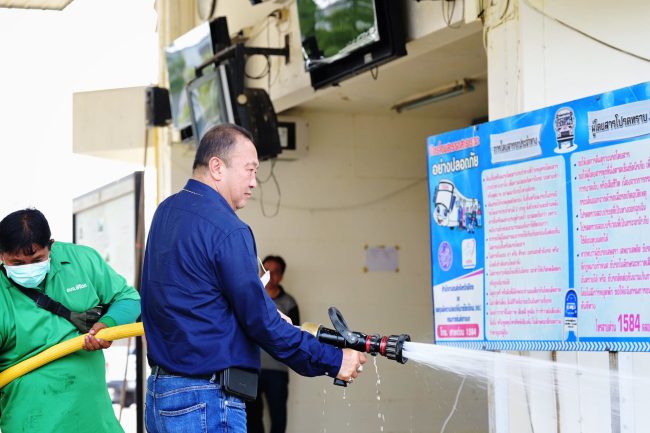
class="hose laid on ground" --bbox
[0,322,144,389]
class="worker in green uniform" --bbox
[0,208,141,433]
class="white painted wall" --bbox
[485,0,650,432]
[165,109,489,432]
[156,1,493,432]
[239,110,488,433]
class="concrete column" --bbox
[485,0,650,432]
[154,0,201,201]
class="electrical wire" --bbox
[523,0,649,63]
[247,6,293,92]
[257,158,276,183]
[259,171,281,218]
[269,8,293,34]
[477,0,486,23]
[251,178,426,213]
[442,0,461,29]
[481,0,516,52]
[245,12,274,41]
[499,0,511,21]
[267,12,274,94]
[256,159,281,218]
[245,54,271,79]
[204,0,217,21]
[245,11,289,92]
[268,12,289,90]
[370,66,379,80]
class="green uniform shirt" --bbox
[0,242,140,433]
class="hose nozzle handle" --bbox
[328,307,361,346]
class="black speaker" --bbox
[146,86,172,127]
[235,88,281,160]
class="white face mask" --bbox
[4,259,51,288]
[258,257,270,288]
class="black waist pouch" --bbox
[220,367,258,401]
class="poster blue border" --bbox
[427,82,650,351]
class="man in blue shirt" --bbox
[141,124,366,433]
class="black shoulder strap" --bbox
[0,265,73,322]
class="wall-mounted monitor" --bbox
[167,17,280,159]
[165,23,214,132]
[297,0,406,89]
[186,65,235,145]
[186,65,281,160]
[165,18,231,137]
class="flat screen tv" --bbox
[186,65,235,145]
[165,23,214,132]
[186,65,281,160]
[297,0,406,89]
[165,18,231,137]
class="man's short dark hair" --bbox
[0,209,52,255]
[192,124,254,170]
[263,255,286,275]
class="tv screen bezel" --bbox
[300,0,406,90]
[186,64,236,147]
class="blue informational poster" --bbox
[427,82,650,351]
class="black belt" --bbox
[152,365,259,401]
[151,365,218,381]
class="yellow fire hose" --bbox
[0,322,145,389]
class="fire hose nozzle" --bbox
[301,307,411,371]
[301,308,411,387]
[383,333,411,364]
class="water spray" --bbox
[301,307,411,386]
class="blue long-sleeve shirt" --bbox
[141,179,342,377]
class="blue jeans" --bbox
[145,373,247,433]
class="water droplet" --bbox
[378,413,382,418]
[377,395,381,401]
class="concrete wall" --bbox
[487,0,650,119]
[120,0,650,431]
[237,110,488,433]
[156,1,492,432]
[165,108,489,432]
